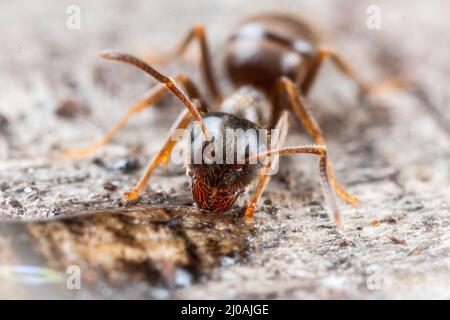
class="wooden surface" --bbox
[0,0,449,299]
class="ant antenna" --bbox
[100,50,209,141]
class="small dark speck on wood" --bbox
[389,235,407,245]
[0,113,9,133]
[103,181,118,191]
[109,158,141,173]
[8,198,23,209]
[55,98,90,119]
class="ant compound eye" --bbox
[202,142,216,164]
[205,146,216,160]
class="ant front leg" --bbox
[245,111,289,220]
[122,108,193,201]
[301,48,408,96]
[248,142,342,227]
[145,25,222,103]
[277,77,359,205]
[246,111,342,226]
[64,74,206,158]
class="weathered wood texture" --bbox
[0,0,449,299]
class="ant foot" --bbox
[122,190,140,201]
[63,147,93,158]
[244,206,255,221]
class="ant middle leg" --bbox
[301,49,407,96]
[64,74,206,158]
[145,25,222,103]
[277,77,359,205]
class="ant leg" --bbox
[64,74,206,158]
[123,108,193,201]
[301,49,407,96]
[245,112,289,220]
[247,144,341,227]
[145,25,222,103]
[277,77,359,205]
[64,83,167,157]
[244,163,272,220]
[101,51,210,140]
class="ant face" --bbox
[187,113,267,212]
[189,163,253,212]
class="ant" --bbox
[65,13,404,227]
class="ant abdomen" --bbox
[225,14,319,94]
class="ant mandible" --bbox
[65,13,403,226]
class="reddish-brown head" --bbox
[187,112,268,212]
[190,164,251,212]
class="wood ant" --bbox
[65,13,403,226]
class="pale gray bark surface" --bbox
[0,0,448,299]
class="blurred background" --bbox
[0,0,448,299]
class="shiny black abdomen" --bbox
[224,13,320,95]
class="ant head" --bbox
[187,112,268,212]
[188,163,252,212]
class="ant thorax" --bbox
[219,86,272,126]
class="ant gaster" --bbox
[66,13,403,226]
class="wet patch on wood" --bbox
[0,205,253,299]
